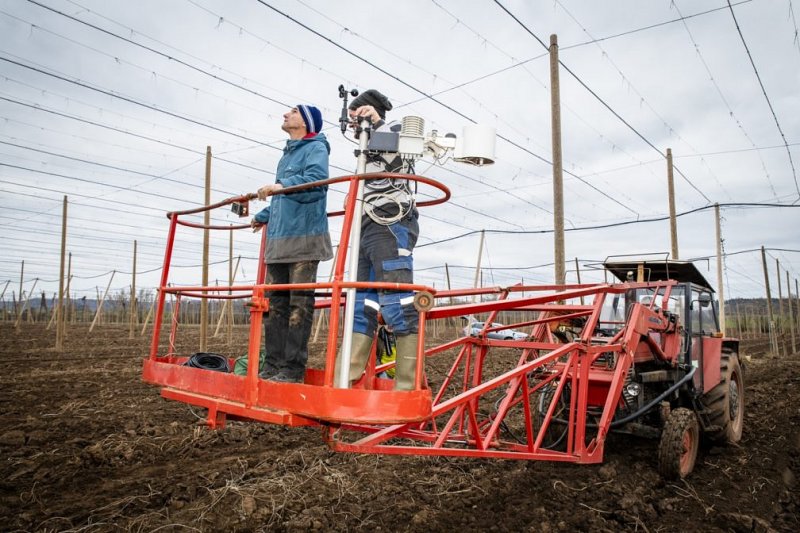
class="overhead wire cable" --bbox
[0,139,233,195]
[190,0,556,222]
[555,0,733,202]
[726,0,800,199]
[26,0,291,109]
[0,74,253,149]
[0,8,277,120]
[14,2,621,232]
[0,55,286,149]
[396,1,752,108]
[0,116,204,162]
[0,163,202,207]
[27,0,346,131]
[425,0,649,213]
[790,0,800,57]
[672,1,779,199]
[0,180,250,229]
[559,0,753,51]
[493,0,713,204]
[418,202,800,247]
[0,95,273,174]
[254,0,640,217]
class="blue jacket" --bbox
[254,133,333,263]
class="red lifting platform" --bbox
[143,172,702,465]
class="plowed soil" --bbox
[1,323,798,532]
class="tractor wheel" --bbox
[658,407,700,480]
[535,383,570,451]
[702,349,744,444]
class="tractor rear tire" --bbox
[658,407,700,480]
[535,383,570,451]
[702,349,744,444]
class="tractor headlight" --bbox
[625,382,641,397]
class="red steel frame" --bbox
[143,173,684,465]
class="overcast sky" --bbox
[1,0,799,305]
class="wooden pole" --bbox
[786,270,796,354]
[776,258,786,354]
[141,297,156,336]
[14,278,38,329]
[214,259,240,336]
[129,240,138,339]
[11,292,17,322]
[775,258,784,333]
[550,34,565,286]
[89,270,116,332]
[733,303,742,339]
[714,204,725,335]
[55,196,68,349]
[760,246,777,354]
[666,148,679,259]
[445,263,453,305]
[796,279,800,334]
[472,230,485,302]
[0,280,8,321]
[313,249,339,342]
[65,252,72,325]
[15,260,24,328]
[200,146,212,351]
[574,257,584,305]
[48,275,72,330]
[18,260,24,316]
[95,287,101,324]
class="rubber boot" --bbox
[394,333,420,391]
[333,333,373,388]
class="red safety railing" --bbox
[143,172,688,465]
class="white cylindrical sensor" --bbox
[454,124,496,166]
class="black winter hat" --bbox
[348,89,393,119]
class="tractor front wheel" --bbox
[658,407,700,479]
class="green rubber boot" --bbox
[394,333,420,391]
[333,333,373,388]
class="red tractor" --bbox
[533,259,745,479]
[143,177,743,480]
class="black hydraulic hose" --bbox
[547,365,697,428]
[609,365,696,427]
[183,352,231,373]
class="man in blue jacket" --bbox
[251,105,332,383]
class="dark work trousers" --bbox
[353,208,419,338]
[262,260,319,380]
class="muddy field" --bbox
[1,322,798,532]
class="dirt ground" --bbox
[1,323,798,532]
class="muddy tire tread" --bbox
[658,407,699,480]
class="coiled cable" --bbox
[183,352,231,373]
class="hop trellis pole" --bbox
[89,270,116,333]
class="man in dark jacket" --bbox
[251,105,332,383]
[335,90,421,391]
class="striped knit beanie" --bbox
[297,104,322,134]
